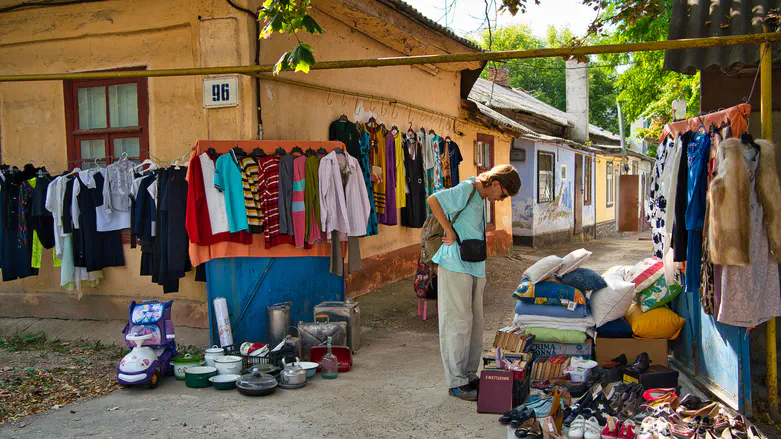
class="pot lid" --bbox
[214,355,242,363]
[172,353,203,363]
[237,368,278,390]
[204,345,224,354]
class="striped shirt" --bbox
[239,156,263,234]
[292,156,307,248]
[257,156,292,249]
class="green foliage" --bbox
[259,0,323,75]
[479,25,620,133]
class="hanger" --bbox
[305,142,316,157]
[338,114,349,122]
[132,159,158,175]
[317,141,328,156]
[207,147,219,157]
[391,124,399,135]
[275,146,287,156]
[251,147,266,159]
[740,133,760,153]
[367,116,377,128]
[232,146,246,158]
[445,135,452,142]
[291,144,304,156]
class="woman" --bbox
[427,164,521,401]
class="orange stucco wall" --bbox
[0,0,511,326]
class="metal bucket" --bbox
[266,302,292,348]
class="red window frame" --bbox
[63,71,149,171]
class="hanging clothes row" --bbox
[328,115,463,230]
[646,104,781,328]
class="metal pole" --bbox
[0,33,780,82]
[760,30,778,421]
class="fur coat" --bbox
[709,138,781,265]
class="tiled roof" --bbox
[381,0,484,52]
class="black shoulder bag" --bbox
[456,197,487,263]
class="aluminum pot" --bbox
[214,355,242,375]
[236,368,278,397]
[203,345,225,368]
[280,358,307,385]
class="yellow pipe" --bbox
[760,30,778,421]
[0,33,780,82]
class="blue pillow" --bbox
[515,300,591,319]
[596,317,634,338]
[557,268,608,292]
[513,278,588,308]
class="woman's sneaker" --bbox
[449,385,477,401]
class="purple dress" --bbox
[380,133,398,225]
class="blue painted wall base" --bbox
[205,257,344,347]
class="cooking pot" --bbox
[204,345,225,368]
[185,366,217,388]
[214,355,243,375]
[280,358,307,385]
[171,353,204,380]
[236,368,278,397]
[209,374,240,390]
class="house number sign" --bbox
[203,76,239,108]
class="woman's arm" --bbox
[427,194,457,246]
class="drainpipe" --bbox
[226,0,264,139]
[761,31,778,421]
[617,102,626,153]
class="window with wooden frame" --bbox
[606,162,615,207]
[537,151,555,203]
[584,157,593,206]
[476,134,495,229]
[64,73,149,170]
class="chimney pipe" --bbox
[565,58,590,144]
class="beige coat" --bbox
[709,138,781,265]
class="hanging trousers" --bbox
[437,266,487,388]
[329,231,362,276]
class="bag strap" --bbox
[450,182,478,226]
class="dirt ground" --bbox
[0,234,661,439]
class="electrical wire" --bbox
[0,146,194,171]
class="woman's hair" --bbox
[478,164,521,196]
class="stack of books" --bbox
[492,327,535,353]
[531,355,571,381]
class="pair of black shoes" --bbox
[631,352,651,373]
[498,407,535,427]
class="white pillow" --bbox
[590,274,635,327]
[523,255,563,284]
[625,257,664,293]
[603,265,630,279]
[557,248,592,276]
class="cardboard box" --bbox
[529,340,593,358]
[623,365,679,389]
[595,337,668,367]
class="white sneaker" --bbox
[584,417,602,439]
[637,417,656,439]
[569,415,587,439]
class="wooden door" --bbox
[618,175,640,232]
[573,154,583,234]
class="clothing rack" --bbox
[660,103,752,141]
[194,140,346,156]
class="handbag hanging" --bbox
[456,198,487,263]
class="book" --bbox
[477,370,514,414]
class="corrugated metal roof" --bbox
[469,78,573,126]
[381,0,484,53]
[664,0,781,74]
[469,78,621,142]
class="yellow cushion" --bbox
[625,303,685,340]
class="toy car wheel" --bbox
[144,367,161,389]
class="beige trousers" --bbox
[437,266,487,388]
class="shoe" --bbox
[602,417,622,439]
[671,423,695,439]
[585,417,602,439]
[525,421,544,439]
[448,385,477,401]
[515,416,538,436]
[619,421,637,439]
[643,388,676,402]
[564,393,594,428]
[603,354,628,369]
[637,417,657,439]
[512,410,537,428]
[631,353,651,373]
[500,407,531,425]
[468,377,480,391]
[680,395,705,411]
[591,392,617,417]
[655,418,672,439]
[569,415,587,439]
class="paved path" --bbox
[0,235,653,439]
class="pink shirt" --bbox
[318,151,370,237]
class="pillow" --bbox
[625,303,685,340]
[513,279,588,308]
[557,268,608,292]
[515,299,591,319]
[523,255,564,284]
[525,327,587,344]
[590,274,635,327]
[596,318,633,338]
[636,276,683,312]
[603,265,631,279]
[625,257,664,292]
[557,249,593,276]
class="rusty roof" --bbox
[664,0,781,74]
[380,0,484,52]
